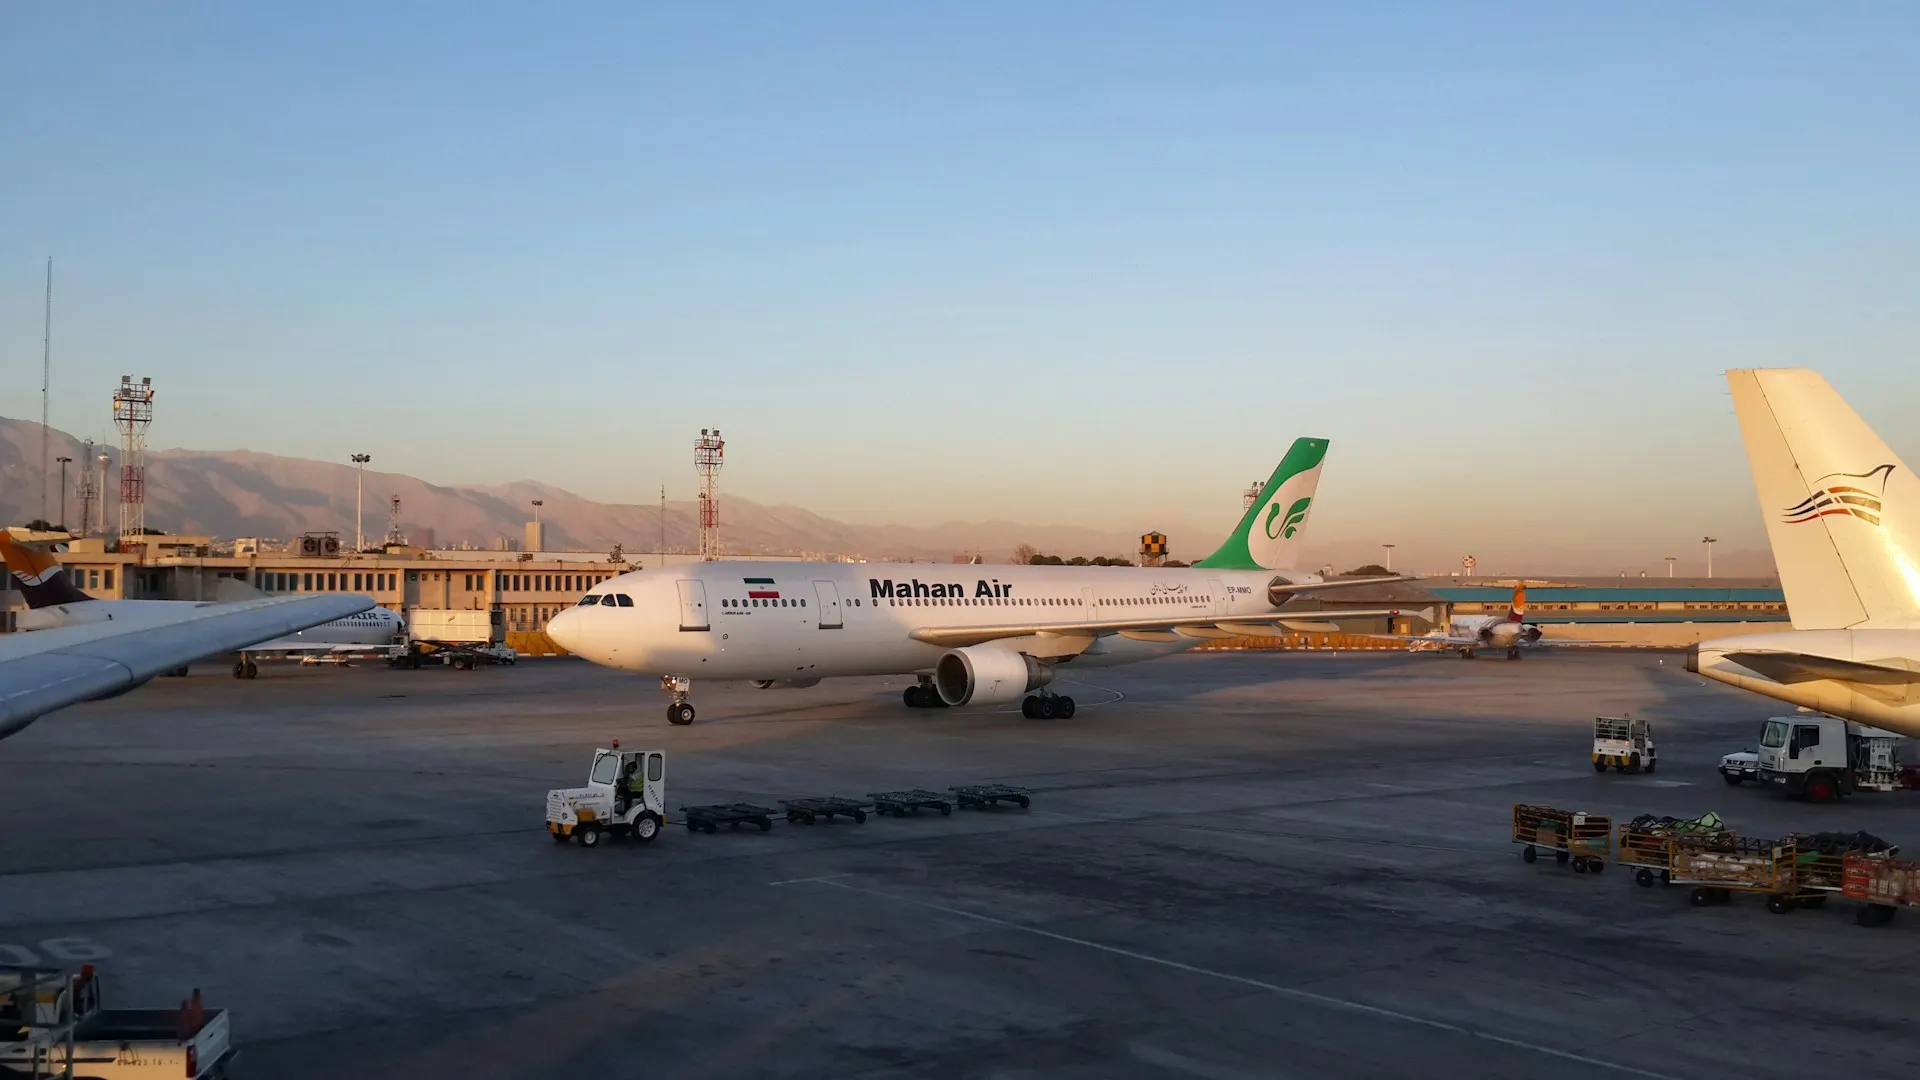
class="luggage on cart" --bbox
[1512,804,1611,873]
[1841,851,1920,927]
[1619,812,1730,888]
[1669,834,1801,912]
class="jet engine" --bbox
[1520,624,1544,644]
[751,679,822,689]
[933,645,1054,706]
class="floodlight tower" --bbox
[74,440,98,535]
[113,375,154,545]
[695,428,724,561]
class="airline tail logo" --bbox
[0,535,92,608]
[1509,584,1526,621]
[1264,497,1312,540]
[1782,464,1893,527]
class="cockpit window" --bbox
[615,594,635,607]
[1761,720,1788,748]
[577,594,601,606]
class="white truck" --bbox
[1756,714,1906,803]
[546,746,666,848]
[1,965,232,1079]
[1592,716,1656,774]
[396,608,517,670]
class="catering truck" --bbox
[0,965,231,1079]
[1756,715,1905,803]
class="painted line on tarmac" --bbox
[797,877,1683,1080]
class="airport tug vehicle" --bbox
[1592,716,1656,774]
[546,745,666,848]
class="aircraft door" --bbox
[1208,578,1226,617]
[813,580,843,629]
[676,579,710,631]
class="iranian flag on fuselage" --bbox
[744,577,780,599]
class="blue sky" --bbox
[3,3,1916,572]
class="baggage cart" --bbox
[950,784,1032,810]
[867,790,952,817]
[680,803,775,834]
[1618,812,1730,888]
[1669,834,1800,911]
[1842,851,1920,927]
[1512,804,1611,873]
[778,797,870,824]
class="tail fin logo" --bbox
[1264,497,1313,540]
[1782,464,1893,527]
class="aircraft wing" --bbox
[0,593,375,740]
[242,640,398,656]
[1720,650,1920,686]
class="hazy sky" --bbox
[3,4,1916,574]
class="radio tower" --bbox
[1244,480,1264,510]
[694,428,724,561]
[384,495,405,547]
[113,375,155,546]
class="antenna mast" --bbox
[40,258,51,523]
[384,495,405,547]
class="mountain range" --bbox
[0,417,1133,562]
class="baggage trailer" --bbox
[681,804,776,834]
[0,965,233,1080]
[778,797,870,824]
[1843,851,1920,927]
[950,784,1032,811]
[1512,804,1611,873]
[1669,834,1802,911]
[1593,716,1657,774]
[868,790,953,817]
[1618,812,1729,888]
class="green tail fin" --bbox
[1195,438,1329,571]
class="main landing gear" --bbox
[903,677,948,709]
[1507,646,1522,660]
[662,675,696,725]
[232,657,259,680]
[1021,693,1076,720]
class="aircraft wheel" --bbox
[668,702,696,726]
[1036,696,1058,720]
[1507,647,1520,660]
[903,687,921,708]
[1055,696,1076,719]
[244,661,258,680]
[1021,697,1038,719]
[232,660,248,680]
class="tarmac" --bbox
[1,649,1915,1079]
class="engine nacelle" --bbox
[751,679,821,689]
[1520,624,1544,644]
[933,645,1054,706]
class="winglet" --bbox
[0,534,93,608]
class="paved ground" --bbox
[2,650,1915,1079]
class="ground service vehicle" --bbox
[546,746,665,847]
[1756,715,1905,802]
[397,608,516,670]
[1592,716,1656,773]
[0,965,232,1079]
[1513,804,1610,873]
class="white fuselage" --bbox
[1690,629,1920,740]
[21,599,405,650]
[549,561,1311,682]
[1451,613,1527,647]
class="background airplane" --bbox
[1372,583,1568,660]
[1686,368,1920,739]
[2,533,404,678]
[547,437,1407,724]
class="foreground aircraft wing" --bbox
[907,582,1420,651]
[0,593,375,740]
[1719,650,1920,686]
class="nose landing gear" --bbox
[662,675,696,725]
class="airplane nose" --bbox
[547,608,584,654]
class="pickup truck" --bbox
[1,965,232,1079]
[1720,748,1759,786]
